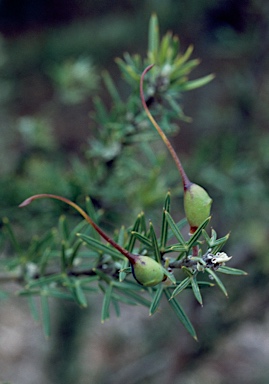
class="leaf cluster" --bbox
[116,14,214,121]
[84,14,215,203]
[1,193,245,339]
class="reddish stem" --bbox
[140,64,191,191]
[19,194,137,265]
[192,245,199,257]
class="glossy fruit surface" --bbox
[184,183,212,233]
[132,256,164,287]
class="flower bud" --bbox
[184,183,212,233]
[131,256,165,287]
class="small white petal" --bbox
[211,252,232,264]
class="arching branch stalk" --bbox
[140,64,191,191]
[19,194,137,264]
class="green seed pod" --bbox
[184,183,212,233]
[131,256,165,287]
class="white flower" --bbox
[211,252,232,264]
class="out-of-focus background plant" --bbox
[0,1,269,384]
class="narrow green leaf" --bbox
[201,229,211,244]
[171,36,180,59]
[179,74,215,91]
[113,280,145,291]
[202,229,230,251]
[187,217,211,248]
[164,290,197,340]
[78,276,99,285]
[206,269,228,297]
[2,217,22,255]
[101,283,113,323]
[27,273,64,288]
[119,289,151,308]
[45,289,74,300]
[85,196,98,221]
[164,191,171,212]
[148,13,159,62]
[172,59,200,80]
[69,219,88,243]
[172,45,194,70]
[139,212,147,235]
[27,295,39,322]
[69,239,83,266]
[122,64,141,82]
[167,244,188,252]
[85,196,101,240]
[93,96,109,124]
[39,248,53,275]
[165,94,192,121]
[161,266,176,285]
[58,215,69,242]
[61,241,68,271]
[127,213,141,252]
[112,298,121,317]
[71,277,98,294]
[188,281,214,288]
[217,266,247,276]
[117,226,126,248]
[149,222,161,263]
[74,281,88,307]
[77,233,125,260]
[167,218,188,241]
[210,238,230,254]
[102,70,122,104]
[40,293,51,337]
[149,285,163,316]
[29,230,54,257]
[164,37,177,62]
[131,231,152,248]
[181,266,193,277]
[131,53,142,68]
[119,266,131,274]
[170,276,191,299]
[17,288,40,296]
[159,32,172,64]
[165,211,187,248]
[80,286,98,293]
[119,259,129,282]
[160,192,171,249]
[93,268,111,284]
[122,52,139,68]
[191,277,203,306]
[211,229,218,242]
[115,58,140,84]
[111,291,138,306]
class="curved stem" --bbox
[140,64,191,191]
[19,194,137,264]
